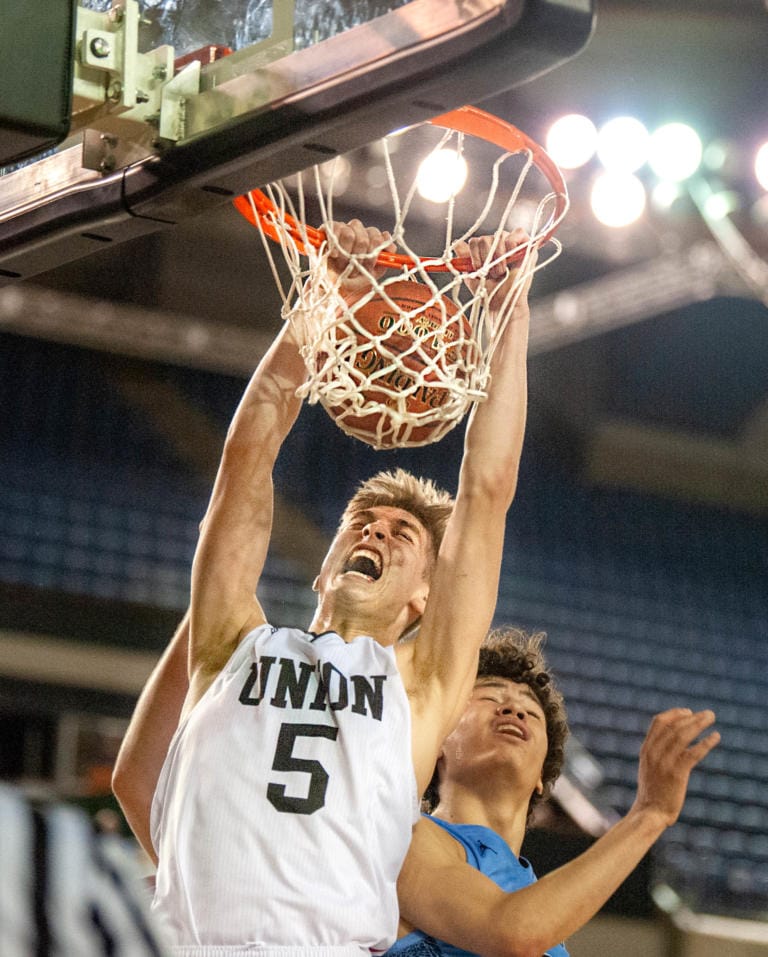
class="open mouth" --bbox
[342,549,382,581]
[496,723,526,741]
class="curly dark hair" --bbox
[423,627,569,823]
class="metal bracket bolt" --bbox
[89,36,111,58]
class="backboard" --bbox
[0,0,594,283]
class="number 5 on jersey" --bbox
[267,723,339,815]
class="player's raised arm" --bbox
[187,321,307,707]
[404,230,537,782]
[397,708,720,957]
[188,223,394,707]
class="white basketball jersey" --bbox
[151,624,419,957]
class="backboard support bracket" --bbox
[0,0,595,284]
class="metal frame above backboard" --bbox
[0,0,595,284]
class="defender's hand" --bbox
[633,708,720,827]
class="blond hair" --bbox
[341,468,454,566]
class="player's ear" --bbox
[312,575,320,592]
[408,587,429,623]
[535,776,544,796]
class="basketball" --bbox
[317,280,477,449]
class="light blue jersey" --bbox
[387,816,569,957]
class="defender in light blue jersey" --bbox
[389,629,718,957]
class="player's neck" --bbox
[308,604,403,645]
[432,781,530,855]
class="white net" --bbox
[244,112,567,449]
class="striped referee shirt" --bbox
[0,783,168,956]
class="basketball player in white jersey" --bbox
[114,222,536,956]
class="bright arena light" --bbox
[596,116,649,173]
[317,155,352,194]
[590,171,647,227]
[545,114,597,170]
[703,139,731,172]
[648,123,703,181]
[651,180,684,212]
[754,142,768,191]
[703,191,740,220]
[416,148,468,203]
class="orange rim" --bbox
[233,105,568,272]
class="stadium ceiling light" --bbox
[648,123,703,182]
[703,190,741,220]
[545,114,597,170]
[754,141,768,192]
[416,148,468,203]
[590,171,647,227]
[651,180,685,212]
[596,116,649,173]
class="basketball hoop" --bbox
[234,105,569,449]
